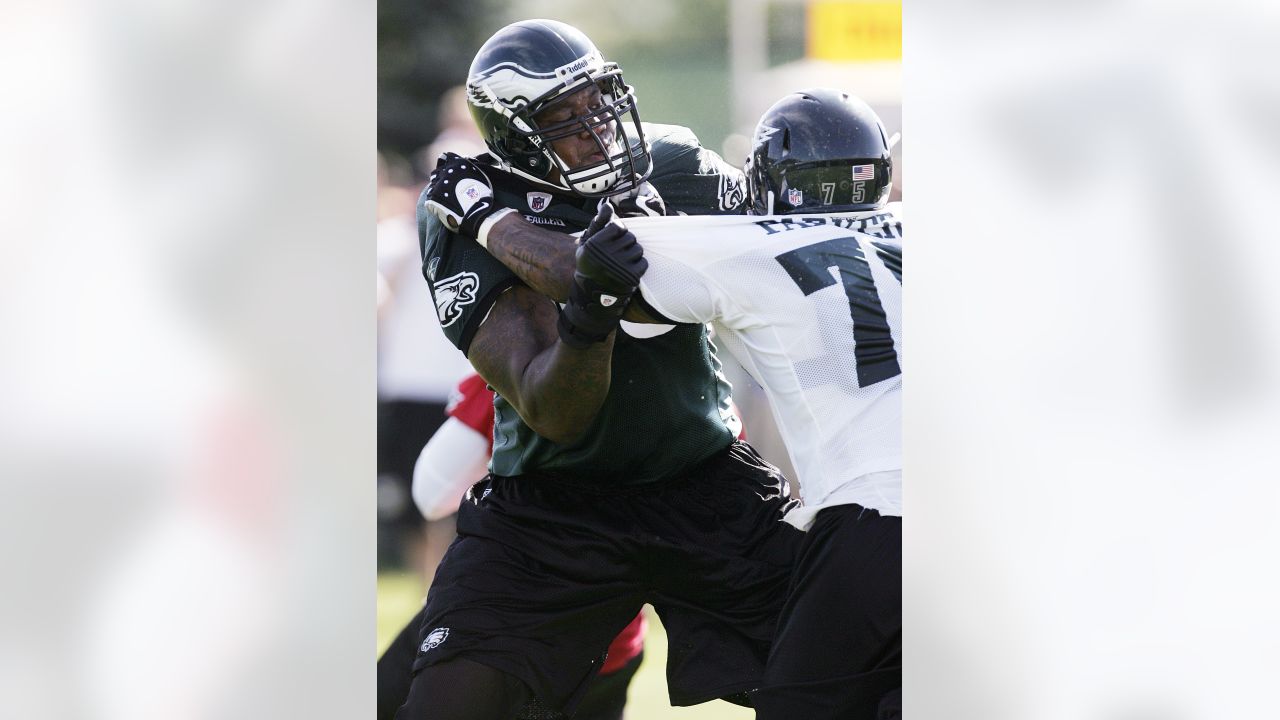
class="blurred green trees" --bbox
[377,1,804,163]
[377,0,503,158]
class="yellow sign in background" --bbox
[807,1,902,61]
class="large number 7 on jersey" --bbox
[775,236,902,388]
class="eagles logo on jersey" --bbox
[432,271,480,327]
[717,170,747,212]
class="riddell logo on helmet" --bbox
[556,53,600,82]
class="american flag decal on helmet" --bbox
[852,164,875,181]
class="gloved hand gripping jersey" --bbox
[557,204,648,348]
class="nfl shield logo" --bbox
[786,188,803,206]
[527,192,552,213]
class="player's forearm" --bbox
[486,213,576,302]
[488,214,657,324]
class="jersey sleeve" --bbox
[644,123,748,216]
[418,189,522,356]
[445,373,497,446]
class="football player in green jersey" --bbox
[386,19,802,720]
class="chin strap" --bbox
[499,157,575,195]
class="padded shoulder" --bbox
[642,123,748,216]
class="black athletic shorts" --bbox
[408,440,804,713]
[753,503,902,720]
[496,652,647,720]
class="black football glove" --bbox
[423,152,505,239]
[604,181,666,218]
[558,204,649,348]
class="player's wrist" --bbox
[475,207,518,249]
[556,308,614,349]
[557,274,631,348]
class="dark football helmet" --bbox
[745,88,893,214]
[465,19,651,197]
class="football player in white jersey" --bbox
[425,88,902,719]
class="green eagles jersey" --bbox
[420,123,747,484]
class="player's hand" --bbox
[423,152,501,239]
[577,204,648,293]
[558,204,648,348]
[604,181,666,218]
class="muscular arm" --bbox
[485,213,660,324]
[466,285,614,444]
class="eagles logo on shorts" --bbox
[432,271,480,327]
[420,627,450,652]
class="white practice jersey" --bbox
[629,204,902,528]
